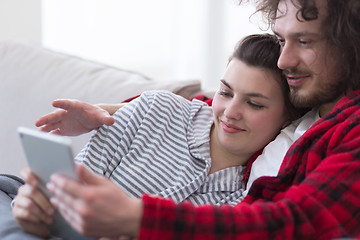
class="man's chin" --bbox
[289,90,319,108]
[290,90,343,109]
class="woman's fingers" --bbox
[14,184,55,224]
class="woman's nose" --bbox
[224,101,242,120]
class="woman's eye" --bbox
[219,90,232,97]
[247,101,264,109]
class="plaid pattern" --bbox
[190,94,213,106]
[138,90,360,240]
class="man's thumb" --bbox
[76,164,102,185]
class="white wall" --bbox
[42,0,264,90]
[0,0,268,175]
[0,0,42,43]
[0,0,265,89]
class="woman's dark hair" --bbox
[231,34,280,70]
[231,34,306,121]
[242,0,360,92]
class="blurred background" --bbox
[0,0,267,90]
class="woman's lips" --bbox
[221,121,244,134]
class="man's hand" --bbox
[12,169,55,237]
[35,99,115,136]
[47,164,143,238]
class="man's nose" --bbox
[277,43,299,70]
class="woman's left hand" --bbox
[47,164,143,238]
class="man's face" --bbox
[274,0,344,115]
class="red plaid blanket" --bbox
[139,90,360,239]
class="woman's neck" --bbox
[208,127,252,175]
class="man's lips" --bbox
[221,121,244,134]
[286,75,309,86]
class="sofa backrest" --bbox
[0,41,202,175]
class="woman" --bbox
[13,34,303,238]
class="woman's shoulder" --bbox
[141,90,188,103]
[140,90,210,109]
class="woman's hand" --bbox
[35,99,116,136]
[47,164,143,238]
[12,169,55,237]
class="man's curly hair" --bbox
[239,0,360,91]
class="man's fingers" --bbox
[47,177,86,231]
[50,195,83,231]
[47,174,84,203]
[76,164,104,185]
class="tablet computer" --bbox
[18,126,95,240]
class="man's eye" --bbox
[247,101,264,109]
[299,40,311,46]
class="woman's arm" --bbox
[35,100,126,136]
[96,103,125,116]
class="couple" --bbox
[15,33,307,237]
[12,0,360,239]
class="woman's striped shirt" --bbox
[75,90,246,205]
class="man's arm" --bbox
[44,95,360,239]
[138,151,360,239]
[47,131,360,239]
[47,165,142,238]
[137,102,360,239]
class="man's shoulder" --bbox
[334,90,360,112]
[326,90,360,125]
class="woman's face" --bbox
[212,58,289,158]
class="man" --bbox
[13,0,360,239]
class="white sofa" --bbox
[0,41,211,176]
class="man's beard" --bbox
[289,79,346,108]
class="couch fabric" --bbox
[0,41,204,175]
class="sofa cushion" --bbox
[0,41,201,175]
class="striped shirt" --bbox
[75,90,246,205]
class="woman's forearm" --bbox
[96,103,126,115]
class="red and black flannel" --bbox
[138,90,360,239]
